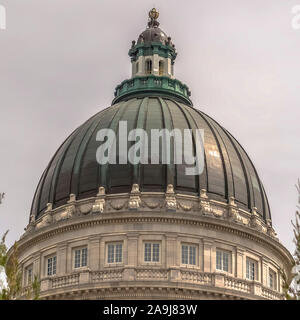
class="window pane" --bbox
[74,249,81,268]
[182,245,188,264]
[47,257,52,276]
[27,268,32,284]
[145,243,151,262]
[152,244,160,262]
[269,273,273,288]
[223,252,229,272]
[81,248,87,267]
[107,244,114,263]
[250,262,255,280]
[246,260,255,280]
[53,256,57,275]
[216,251,222,270]
[115,244,122,263]
[189,246,196,265]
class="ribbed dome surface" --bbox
[31,97,271,222]
[137,27,171,46]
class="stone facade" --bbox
[15,185,293,300]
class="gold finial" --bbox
[148,8,160,28]
[149,8,159,20]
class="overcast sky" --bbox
[0,0,299,254]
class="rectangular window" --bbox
[74,247,88,269]
[47,256,57,276]
[144,242,160,263]
[216,249,230,272]
[246,258,256,280]
[269,269,277,290]
[181,244,197,266]
[107,243,123,264]
[26,266,33,285]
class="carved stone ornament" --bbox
[142,199,161,209]
[228,196,239,220]
[199,189,211,215]
[129,184,141,210]
[45,202,53,213]
[165,184,177,211]
[178,201,194,212]
[55,205,75,222]
[211,207,224,217]
[80,203,93,215]
[36,213,52,229]
[250,207,260,229]
[92,187,106,213]
[29,213,35,224]
[67,193,76,203]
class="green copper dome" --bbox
[31,96,271,222]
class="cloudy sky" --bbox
[0,0,299,253]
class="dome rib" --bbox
[191,107,228,199]
[69,106,115,199]
[158,97,176,187]
[202,113,235,200]
[170,100,201,193]
[100,101,131,192]
[132,98,149,185]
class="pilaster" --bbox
[58,244,67,275]
[203,240,214,272]
[236,247,244,279]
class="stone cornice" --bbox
[14,211,293,269]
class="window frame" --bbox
[145,59,152,75]
[159,60,164,76]
[269,268,277,290]
[106,242,123,265]
[246,257,258,281]
[181,243,197,267]
[143,242,161,263]
[73,246,88,269]
[25,264,33,286]
[46,255,57,277]
[216,249,231,273]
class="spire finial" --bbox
[148,8,160,28]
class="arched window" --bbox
[159,61,164,76]
[136,62,139,74]
[146,60,152,75]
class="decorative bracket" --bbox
[200,189,211,215]
[165,184,177,211]
[129,184,141,210]
[92,187,106,213]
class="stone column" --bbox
[32,253,40,278]
[123,233,139,282]
[58,244,67,275]
[138,55,145,76]
[153,54,159,76]
[127,233,139,267]
[167,58,172,77]
[89,237,100,271]
[236,247,244,279]
[261,257,269,287]
[166,235,177,268]
[203,240,214,272]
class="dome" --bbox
[137,27,173,46]
[31,96,271,222]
